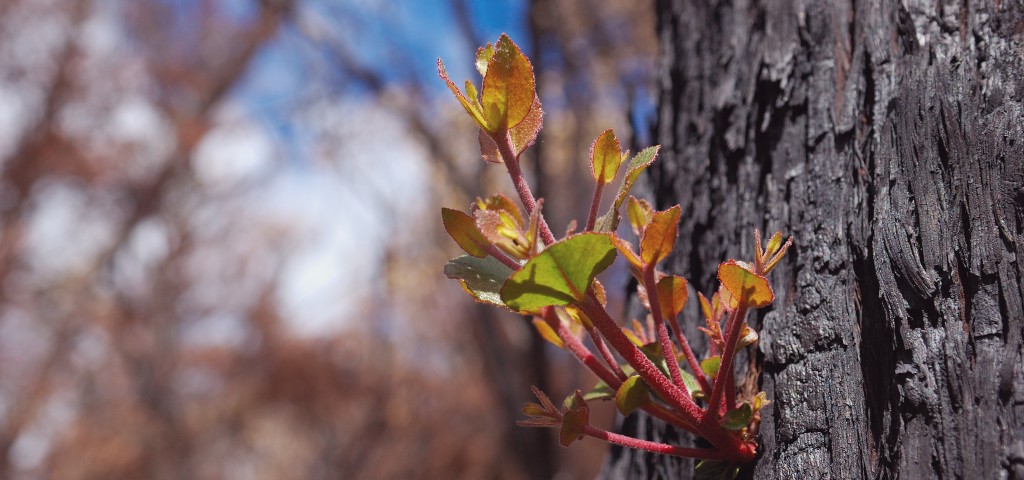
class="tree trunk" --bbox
[604,0,1024,478]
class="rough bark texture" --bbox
[604,0,1024,478]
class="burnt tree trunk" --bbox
[603,0,1024,478]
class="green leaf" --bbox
[441,208,490,257]
[481,34,535,132]
[444,255,515,307]
[720,403,753,431]
[640,205,681,266]
[639,342,671,377]
[593,146,660,232]
[701,356,721,379]
[694,459,740,480]
[718,261,774,308]
[614,375,651,415]
[583,381,615,401]
[679,369,703,398]
[590,129,622,184]
[656,275,689,319]
[559,391,590,447]
[500,233,616,311]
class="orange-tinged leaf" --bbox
[640,205,681,265]
[532,317,565,349]
[698,292,713,322]
[610,235,643,271]
[437,59,490,130]
[614,376,650,415]
[656,275,689,319]
[481,34,535,132]
[592,279,607,306]
[717,261,774,308]
[441,208,490,257]
[590,129,622,184]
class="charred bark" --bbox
[604,0,1024,478]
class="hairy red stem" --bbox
[704,302,749,423]
[582,425,740,461]
[585,180,604,231]
[641,267,686,389]
[484,245,521,270]
[577,296,702,424]
[540,307,621,389]
[494,130,556,245]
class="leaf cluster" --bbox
[438,34,793,472]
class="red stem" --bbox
[703,302,749,423]
[585,180,604,231]
[585,323,627,381]
[541,307,621,389]
[484,245,521,270]
[577,296,703,425]
[641,267,685,389]
[583,425,740,461]
[667,313,713,395]
[494,130,556,245]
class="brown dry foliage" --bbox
[0,1,654,479]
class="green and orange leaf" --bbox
[640,205,681,266]
[717,260,774,308]
[441,208,490,257]
[480,34,535,132]
[656,275,689,319]
[590,129,623,184]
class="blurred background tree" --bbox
[0,0,655,478]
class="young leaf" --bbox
[593,146,660,232]
[475,43,495,76]
[441,208,490,257]
[481,34,535,132]
[640,205,682,266]
[559,391,590,447]
[717,261,774,308]
[500,233,616,311]
[720,403,753,431]
[626,196,654,236]
[532,317,564,349]
[476,193,524,226]
[614,375,651,415]
[656,275,689,319]
[437,59,490,131]
[590,129,623,184]
[444,255,515,307]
